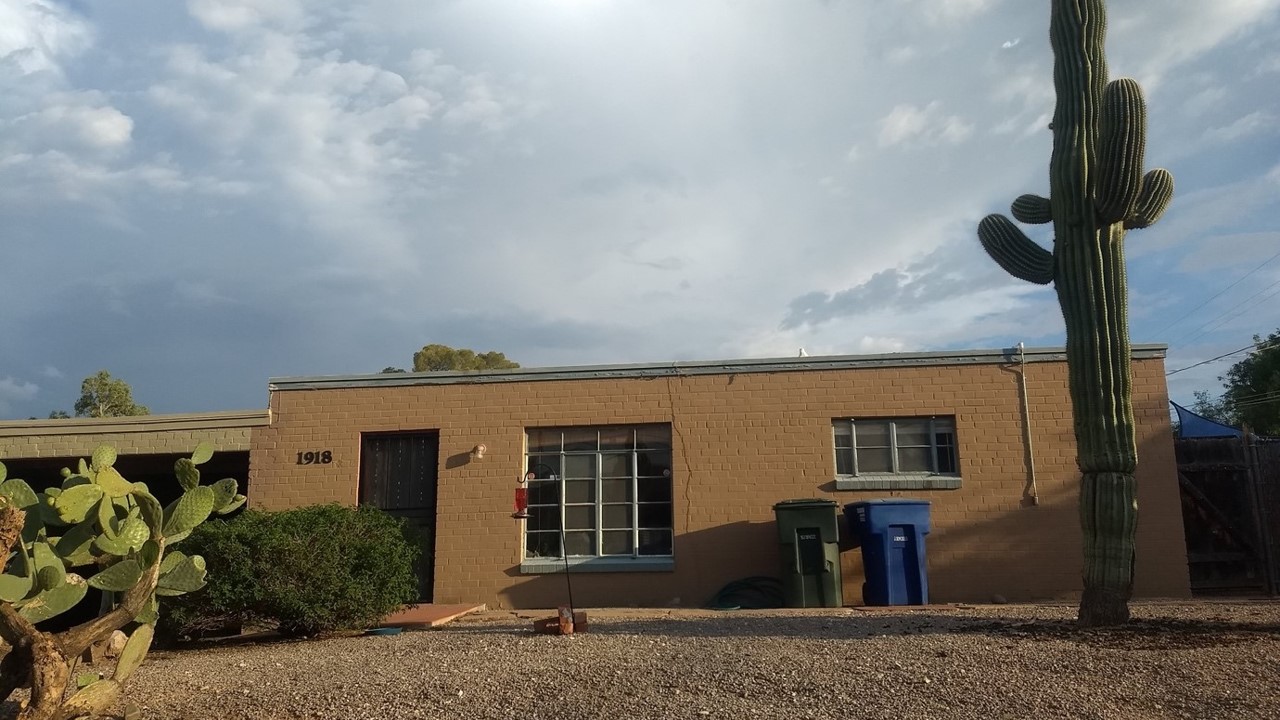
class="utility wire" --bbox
[1166,338,1280,377]
[1151,247,1280,340]
[1171,276,1280,348]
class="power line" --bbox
[1229,392,1280,411]
[1166,338,1279,377]
[1171,276,1280,348]
[1152,247,1280,340]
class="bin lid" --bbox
[845,499,931,508]
[774,498,837,509]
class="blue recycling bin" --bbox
[845,500,931,606]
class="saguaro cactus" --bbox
[0,443,244,719]
[977,0,1174,626]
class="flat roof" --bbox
[0,409,270,437]
[269,344,1168,391]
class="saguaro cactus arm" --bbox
[1096,79,1148,224]
[978,215,1054,285]
[1126,168,1174,228]
[1012,194,1054,225]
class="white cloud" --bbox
[0,0,92,75]
[1002,38,1021,49]
[1110,0,1280,92]
[1202,111,1277,143]
[187,0,305,32]
[0,377,39,415]
[905,0,1000,23]
[877,102,974,147]
[40,366,62,379]
[9,97,133,150]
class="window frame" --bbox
[521,424,675,574]
[832,416,962,491]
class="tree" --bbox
[380,367,407,374]
[73,371,149,418]
[974,0,1174,625]
[1194,331,1280,436]
[47,410,70,420]
[411,344,520,372]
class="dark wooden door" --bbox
[360,432,439,601]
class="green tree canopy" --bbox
[73,370,150,418]
[411,344,520,372]
[1192,330,1280,436]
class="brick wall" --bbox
[251,357,1189,608]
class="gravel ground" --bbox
[112,601,1280,720]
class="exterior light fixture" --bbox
[471,443,487,460]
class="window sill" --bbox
[834,474,962,491]
[520,557,675,574]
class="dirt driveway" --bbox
[128,601,1280,720]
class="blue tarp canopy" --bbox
[1172,402,1243,439]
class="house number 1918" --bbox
[297,451,333,465]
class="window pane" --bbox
[637,478,672,503]
[898,446,933,473]
[600,453,632,478]
[638,503,672,529]
[601,479,631,503]
[637,450,672,477]
[856,447,893,473]
[526,532,560,558]
[526,506,560,532]
[835,447,854,475]
[602,531,633,556]
[565,506,596,530]
[526,455,561,479]
[563,429,598,452]
[564,531,595,556]
[895,420,932,446]
[936,445,958,474]
[599,427,633,451]
[934,418,956,433]
[526,430,561,454]
[638,529,673,556]
[564,479,595,503]
[833,423,852,448]
[935,430,956,448]
[635,426,672,450]
[855,421,891,447]
[563,454,596,479]
[602,504,632,529]
[527,480,559,505]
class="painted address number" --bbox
[296,450,333,465]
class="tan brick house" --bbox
[251,345,1190,609]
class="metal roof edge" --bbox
[269,344,1169,391]
[0,410,271,438]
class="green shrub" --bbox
[160,504,421,639]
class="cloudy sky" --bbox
[2,0,1278,418]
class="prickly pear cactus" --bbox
[0,443,244,719]
[978,0,1173,627]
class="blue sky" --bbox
[1,0,1278,418]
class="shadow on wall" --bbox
[499,520,778,609]
[497,432,1186,609]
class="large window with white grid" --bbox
[524,425,673,560]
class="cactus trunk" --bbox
[1050,0,1138,628]
[978,0,1173,626]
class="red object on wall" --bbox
[513,486,529,518]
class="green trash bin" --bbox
[773,499,843,608]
